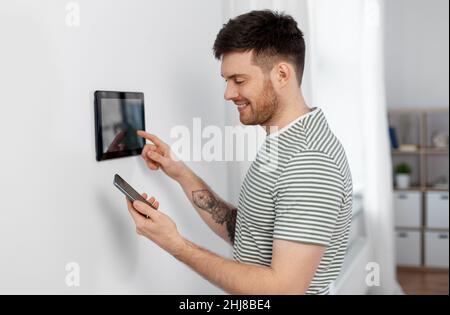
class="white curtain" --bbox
[359,0,401,294]
[224,0,400,294]
[311,0,400,294]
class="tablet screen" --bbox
[95,91,145,161]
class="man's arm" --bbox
[177,169,237,245]
[129,198,325,295]
[174,238,325,294]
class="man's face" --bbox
[221,51,278,126]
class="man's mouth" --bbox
[236,102,249,112]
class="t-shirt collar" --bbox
[266,107,320,139]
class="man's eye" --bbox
[235,81,244,85]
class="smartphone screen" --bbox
[114,174,156,210]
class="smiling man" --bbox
[128,10,353,295]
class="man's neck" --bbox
[263,98,312,135]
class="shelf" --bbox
[424,187,449,192]
[394,186,423,192]
[392,149,421,155]
[425,227,450,232]
[424,148,449,155]
[394,187,449,192]
[395,226,422,231]
[390,108,449,270]
[395,226,449,232]
[392,148,449,155]
[389,108,449,114]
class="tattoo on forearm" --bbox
[192,190,237,243]
[226,208,237,243]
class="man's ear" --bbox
[273,62,292,88]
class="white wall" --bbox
[0,0,229,294]
[385,0,449,108]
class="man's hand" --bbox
[137,131,190,182]
[136,130,236,246]
[126,193,186,255]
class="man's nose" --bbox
[224,83,239,101]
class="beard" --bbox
[239,79,279,126]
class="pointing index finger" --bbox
[137,130,165,147]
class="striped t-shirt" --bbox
[233,107,353,295]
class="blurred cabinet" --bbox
[426,192,449,229]
[394,191,421,227]
[396,230,421,267]
[425,231,449,268]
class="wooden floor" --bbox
[397,267,449,295]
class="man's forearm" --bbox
[176,169,237,245]
[173,238,281,295]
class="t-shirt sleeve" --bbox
[273,151,344,247]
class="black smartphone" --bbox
[114,174,157,210]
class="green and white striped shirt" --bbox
[233,107,353,295]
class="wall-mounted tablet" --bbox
[94,91,146,161]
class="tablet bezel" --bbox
[94,90,145,161]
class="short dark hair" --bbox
[213,10,306,85]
